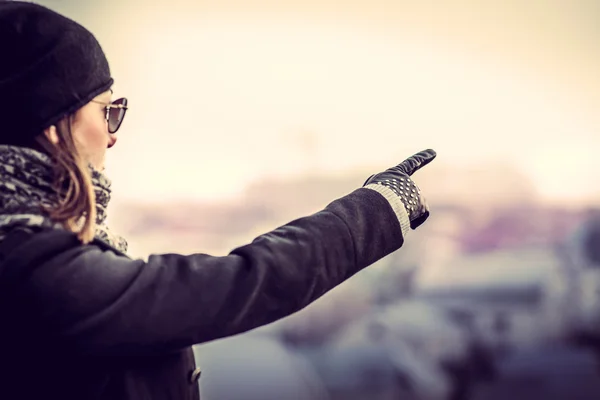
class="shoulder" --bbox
[0,228,133,280]
[7,227,127,253]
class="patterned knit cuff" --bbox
[364,184,411,239]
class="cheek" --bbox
[72,117,109,155]
[89,120,109,148]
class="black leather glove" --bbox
[363,149,436,230]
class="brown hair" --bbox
[35,116,97,244]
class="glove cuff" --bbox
[364,184,411,239]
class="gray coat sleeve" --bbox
[20,188,404,356]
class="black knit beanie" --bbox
[0,1,113,145]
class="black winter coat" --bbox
[0,188,404,400]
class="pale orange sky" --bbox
[40,0,600,205]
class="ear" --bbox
[43,125,60,145]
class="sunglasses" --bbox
[91,97,128,133]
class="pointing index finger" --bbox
[398,149,437,176]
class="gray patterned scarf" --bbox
[0,145,128,253]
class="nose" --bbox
[107,134,118,149]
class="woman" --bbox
[0,2,437,400]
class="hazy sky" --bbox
[38,0,600,205]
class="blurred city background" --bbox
[36,0,600,398]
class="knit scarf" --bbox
[0,145,128,253]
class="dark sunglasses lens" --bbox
[108,98,128,133]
